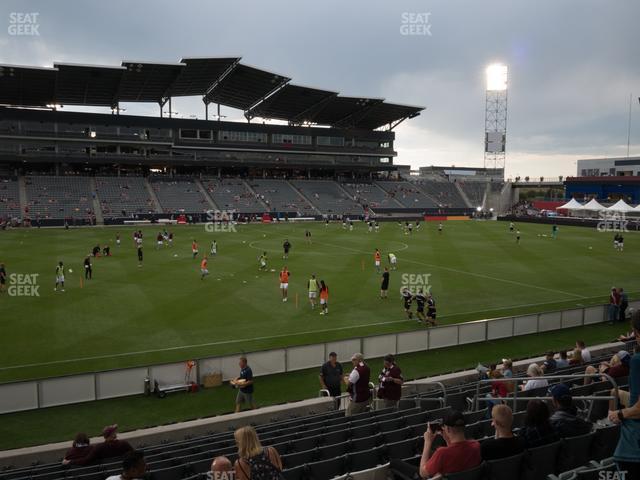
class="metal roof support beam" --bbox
[203,58,241,101]
[289,92,337,126]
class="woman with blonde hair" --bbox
[569,348,583,366]
[234,426,283,480]
[521,363,548,391]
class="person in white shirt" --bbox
[521,363,548,391]
[106,450,146,480]
[576,340,591,362]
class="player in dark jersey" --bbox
[137,244,143,267]
[305,230,312,244]
[283,239,291,259]
[426,293,437,326]
[415,289,427,325]
[380,267,390,299]
[401,287,413,320]
[84,255,92,280]
[516,230,521,244]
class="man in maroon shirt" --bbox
[63,424,133,466]
[420,411,482,478]
[377,354,403,409]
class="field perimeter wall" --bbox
[0,302,636,414]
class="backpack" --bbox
[243,449,284,480]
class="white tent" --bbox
[556,198,583,210]
[607,199,635,212]
[582,199,606,211]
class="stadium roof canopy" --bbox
[0,57,424,129]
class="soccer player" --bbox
[415,288,427,325]
[388,252,397,270]
[342,219,347,229]
[319,280,329,315]
[438,222,443,234]
[509,222,514,233]
[200,256,209,280]
[426,293,437,326]
[416,221,421,231]
[0,262,6,293]
[305,230,312,244]
[368,221,373,233]
[380,267,390,299]
[307,274,319,309]
[407,222,413,235]
[618,234,624,252]
[192,239,198,259]
[516,230,521,244]
[283,239,291,259]
[84,255,92,280]
[279,266,290,302]
[374,249,382,273]
[374,221,380,233]
[55,261,65,292]
[258,252,268,271]
[210,240,217,256]
[168,231,173,247]
[349,221,354,231]
[137,243,143,267]
[115,232,121,247]
[325,218,329,227]
[156,232,163,249]
[551,224,558,239]
[401,287,413,320]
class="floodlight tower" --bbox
[484,64,508,171]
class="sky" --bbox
[1,0,639,179]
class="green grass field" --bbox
[0,220,636,383]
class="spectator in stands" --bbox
[376,353,403,409]
[548,384,592,437]
[609,287,621,325]
[319,352,343,408]
[105,450,146,480]
[569,348,584,366]
[63,424,132,466]
[576,340,591,362]
[344,353,371,416]
[584,350,631,385]
[501,359,513,378]
[520,399,559,448]
[62,433,93,464]
[555,350,570,369]
[481,405,525,461]
[521,363,548,391]
[608,311,640,478]
[211,456,234,477]
[233,426,282,480]
[541,351,557,373]
[419,410,481,478]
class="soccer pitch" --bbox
[0,220,636,383]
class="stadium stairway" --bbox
[143,178,163,214]
[454,182,473,209]
[240,180,269,211]
[193,179,218,211]
[286,179,322,216]
[88,178,104,225]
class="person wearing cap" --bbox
[105,450,146,480]
[64,424,133,466]
[549,383,592,438]
[541,352,556,373]
[584,350,631,385]
[608,310,640,477]
[480,404,525,461]
[320,352,343,408]
[344,353,371,416]
[377,354,403,409]
[420,410,481,478]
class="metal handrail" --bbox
[473,373,619,414]
[410,381,448,408]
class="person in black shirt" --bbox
[233,356,255,413]
[380,267,390,299]
[320,352,343,408]
[282,239,291,259]
[541,351,557,373]
[402,287,413,320]
[84,255,92,280]
[415,289,427,325]
[481,405,525,461]
[137,244,143,267]
[520,399,559,448]
[426,294,437,326]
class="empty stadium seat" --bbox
[484,452,524,480]
[557,432,596,473]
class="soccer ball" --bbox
[68,269,73,273]
[588,246,593,250]
[263,234,266,238]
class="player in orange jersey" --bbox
[279,266,290,302]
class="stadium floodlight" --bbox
[476,206,482,212]
[486,64,508,91]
